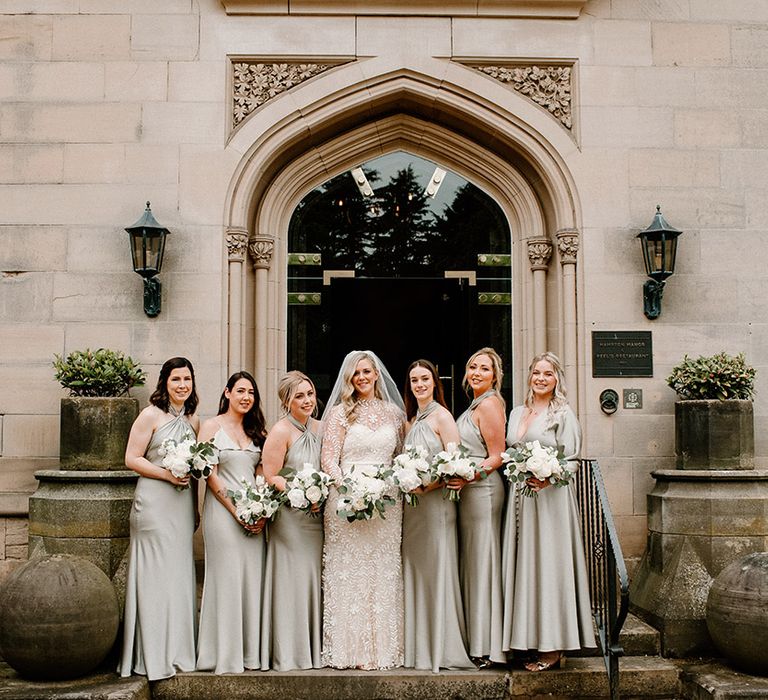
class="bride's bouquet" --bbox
[159,437,219,490]
[389,444,435,506]
[500,440,572,498]
[228,475,282,532]
[433,442,482,502]
[336,464,396,522]
[280,462,332,517]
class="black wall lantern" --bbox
[126,202,170,317]
[637,205,682,320]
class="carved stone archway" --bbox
[223,61,583,420]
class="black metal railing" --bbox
[576,458,630,700]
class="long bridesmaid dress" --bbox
[455,390,506,664]
[402,401,474,672]
[502,405,595,653]
[196,429,264,674]
[260,416,323,671]
[118,411,197,681]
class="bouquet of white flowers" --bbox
[432,442,482,502]
[158,437,219,489]
[500,439,572,497]
[389,444,435,506]
[280,462,332,517]
[336,464,396,522]
[227,475,282,532]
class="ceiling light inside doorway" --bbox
[425,167,447,198]
[350,167,374,197]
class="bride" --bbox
[320,350,406,670]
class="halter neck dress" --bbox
[402,402,473,672]
[455,390,505,663]
[119,410,197,681]
[196,428,264,674]
[261,416,323,671]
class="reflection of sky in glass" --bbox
[356,151,472,216]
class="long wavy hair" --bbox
[217,371,267,448]
[277,370,317,418]
[524,351,568,426]
[462,347,505,410]
[149,357,199,415]
[403,359,448,421]
[340,351,385,424]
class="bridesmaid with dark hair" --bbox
[260,370,324,671]
[119,357,200,681]
[402,359,474,672]
[196,371,268,674]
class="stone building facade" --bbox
[1,0,767,574]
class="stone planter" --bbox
[675,399,754,470]
[60,397,139,470]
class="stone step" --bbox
[0,664,150,700]
[152,657,680,700]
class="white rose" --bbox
[453,458,476,481]
[305,484,323,504]
[288,488,309,509]
[395,468,421,492]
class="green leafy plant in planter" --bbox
[53,348,146,397]
[52,349,146,469]
[666,352,756,401]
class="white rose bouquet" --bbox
[279,462,332,517]
[227,475,282,533]
[158,437,219,490]
[432,442,483,501]
[336,464,396,523]
[500,439,572,497]
[389,444,435,506]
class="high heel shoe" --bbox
[471,655,493,669]
[524,652,565,672]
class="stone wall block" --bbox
[634,66,696,107]
[0,273,55,323]
[140,102,224,144]
[63,324,131,355]
[580,66,635,106]
[104,61,168,101]
[674,109,740,148]
[124,144,180,185]
[611,0,690,20]
[168,61,225,102]
[0,324,63,363]
[78,0,191,12]
[62,144,125,185]
[0,62,105,101]
[695,69,768,109]
[732,25,768,68]
[1,415,59,458]
[690,0,768,23]
[356,17,451,57]
[581,106,673,148]
[593,19,652,66]
[0,145,64,185]
[630,188,744,230]
[131,14,200,61]
[52,15,130,61]
[614,415,675,458]
[652,22,731,67]
[66,226,129,272]
[0,16,53,61]
[629,149,720,188]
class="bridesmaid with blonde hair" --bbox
[260,371,324,672]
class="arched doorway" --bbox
[223,65,582,421]
[288,150,512,413]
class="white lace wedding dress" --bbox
[321,399,404,669]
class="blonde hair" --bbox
[340,351,385,424]
[462,347,505,410]
[525,351,568,425]
[277,370,317,417]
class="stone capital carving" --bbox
[232,61,338,129]
[248,237,274,270]
[527,238,554,271]
[226,228,249,262]
[556,228,580,265]
[466,63,573,131]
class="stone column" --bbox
[248,236,274,393]
[226,227,249,374]
[557,228,579,394]
[527,239,553,355]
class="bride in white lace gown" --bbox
[321,350,405,670]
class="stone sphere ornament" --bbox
[0,554,119,680]
[706,552,768,675]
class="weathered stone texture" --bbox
[104,61,168,102]
[1,415,59,458]
[593,19,652,66]
[652,22,731,67]
[51,14,130,60]
[131,14,200,60]
[0,16,53,61]
[0,145,64,184]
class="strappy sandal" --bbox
[524,652,565,672]
[471,655,493,669]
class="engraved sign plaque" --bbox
[592,331,653,377]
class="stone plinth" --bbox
[629,469,768,657]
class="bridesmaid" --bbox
[502,352,595,670]
[449,347,506,668]
[196,371,268,674]
[402,360,474,672]
[260,371,323,671]
[119,357,200,681]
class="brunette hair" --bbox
[403,359,448,421]
[462,347,505,410]
[277,370,317,417]
[149,357,199,415]
[217,371,267,448]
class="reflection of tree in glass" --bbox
[432,183,509,270]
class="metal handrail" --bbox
[576,458,630,700]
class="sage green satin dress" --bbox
[119,411,197,681]
[402,402,474,672]
[502,405,595,653]
[261,417,323,671]
[456,391,506,663]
